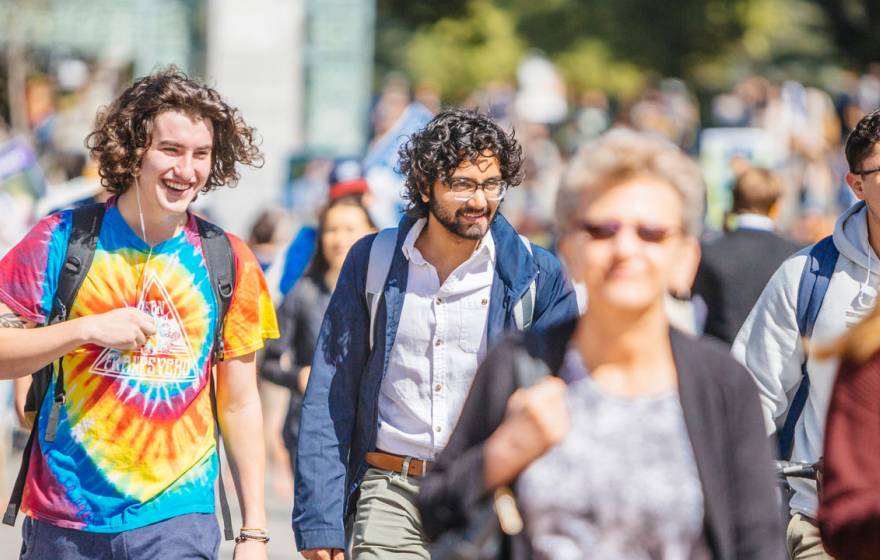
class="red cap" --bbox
[328,178,369,200]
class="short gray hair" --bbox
[555,129,705,236]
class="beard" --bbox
[428,189,494,240]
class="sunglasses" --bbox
[573,220,679,243]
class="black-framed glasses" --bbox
[443,176,508,201]
[573,219,680,243]
[857,166,880,176]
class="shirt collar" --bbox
[735,213,775,232]
[401,217,496,265]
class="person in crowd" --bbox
[733,108,880,559]
[260,195,376,480]
[0,68,278,559]
[262,162,371,302]
[418,129,784,560]
[693,166,800,344]
[818,306,880,560]
[249,208,287,272]
[293,109,579,560]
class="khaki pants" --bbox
[787,513,834,559]
[351,467,430,559]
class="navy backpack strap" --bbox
[4,203,104,526]
[779,235,838,459]
[195,216,237,541]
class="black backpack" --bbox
[3,203,238,540]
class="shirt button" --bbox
[481,298,488,305]
[435,426,442,433]
[436,297,443,304]
[435,339,442,346]
[434,383,442,392]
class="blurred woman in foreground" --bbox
[818,309,880,560]
[261,195,376,478]
[418,130,784,559]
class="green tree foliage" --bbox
[375,0,866,102]
[404,1,525,101]
[807,0,880,67]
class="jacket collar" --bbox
[395,212,537,298]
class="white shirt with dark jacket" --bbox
[733,201,879,519]
[376,218,495,460]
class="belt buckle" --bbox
[401,455,412,480]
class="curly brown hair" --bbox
[86,67,263,194]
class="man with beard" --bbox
[294,109,579,559]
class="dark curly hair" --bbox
[397,108,524,218]
[86,67,263,194]
[845,108,880,173]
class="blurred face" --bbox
[559,177,699,314]
[322,204,375,271]
[423,154,503,240]
[135,110,213,218]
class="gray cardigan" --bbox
[417,320,786,560]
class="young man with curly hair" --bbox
[0,68,278,559]
[293,109,579,559]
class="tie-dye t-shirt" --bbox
[0,200,279,532]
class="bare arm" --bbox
[216,352,268,559]
[0,302,156,380]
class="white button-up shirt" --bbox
[376,218,495,460]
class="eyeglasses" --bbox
[573,219,680,243]
[857,166,880,176]
[443,177,508,201]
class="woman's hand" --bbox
[483,377,570,490]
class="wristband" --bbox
[235,528,270,544]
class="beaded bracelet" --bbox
[235,528,270,544]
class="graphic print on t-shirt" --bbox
[91,269,198,382]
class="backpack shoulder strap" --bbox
[512,345,550,388]
[796,235,838,339]
[4,203,104,526]
[195,216,236,362]
[50,204,105,325]
[194,215,236,541]
[46,203,105,442]
[366,228,397,351]
[513,235,537,331]
[779,235,838,459]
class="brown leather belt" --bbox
[365,451,431,477]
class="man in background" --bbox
[694,166,800,344]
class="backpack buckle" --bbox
[218,281,233,299]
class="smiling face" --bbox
[423,153,502,240]
[134,110,214,220]
[559,176,699,316]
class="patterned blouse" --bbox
[516,349,712,560]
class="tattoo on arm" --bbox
[0,312,26,329]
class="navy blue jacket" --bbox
[293,213,579,550]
